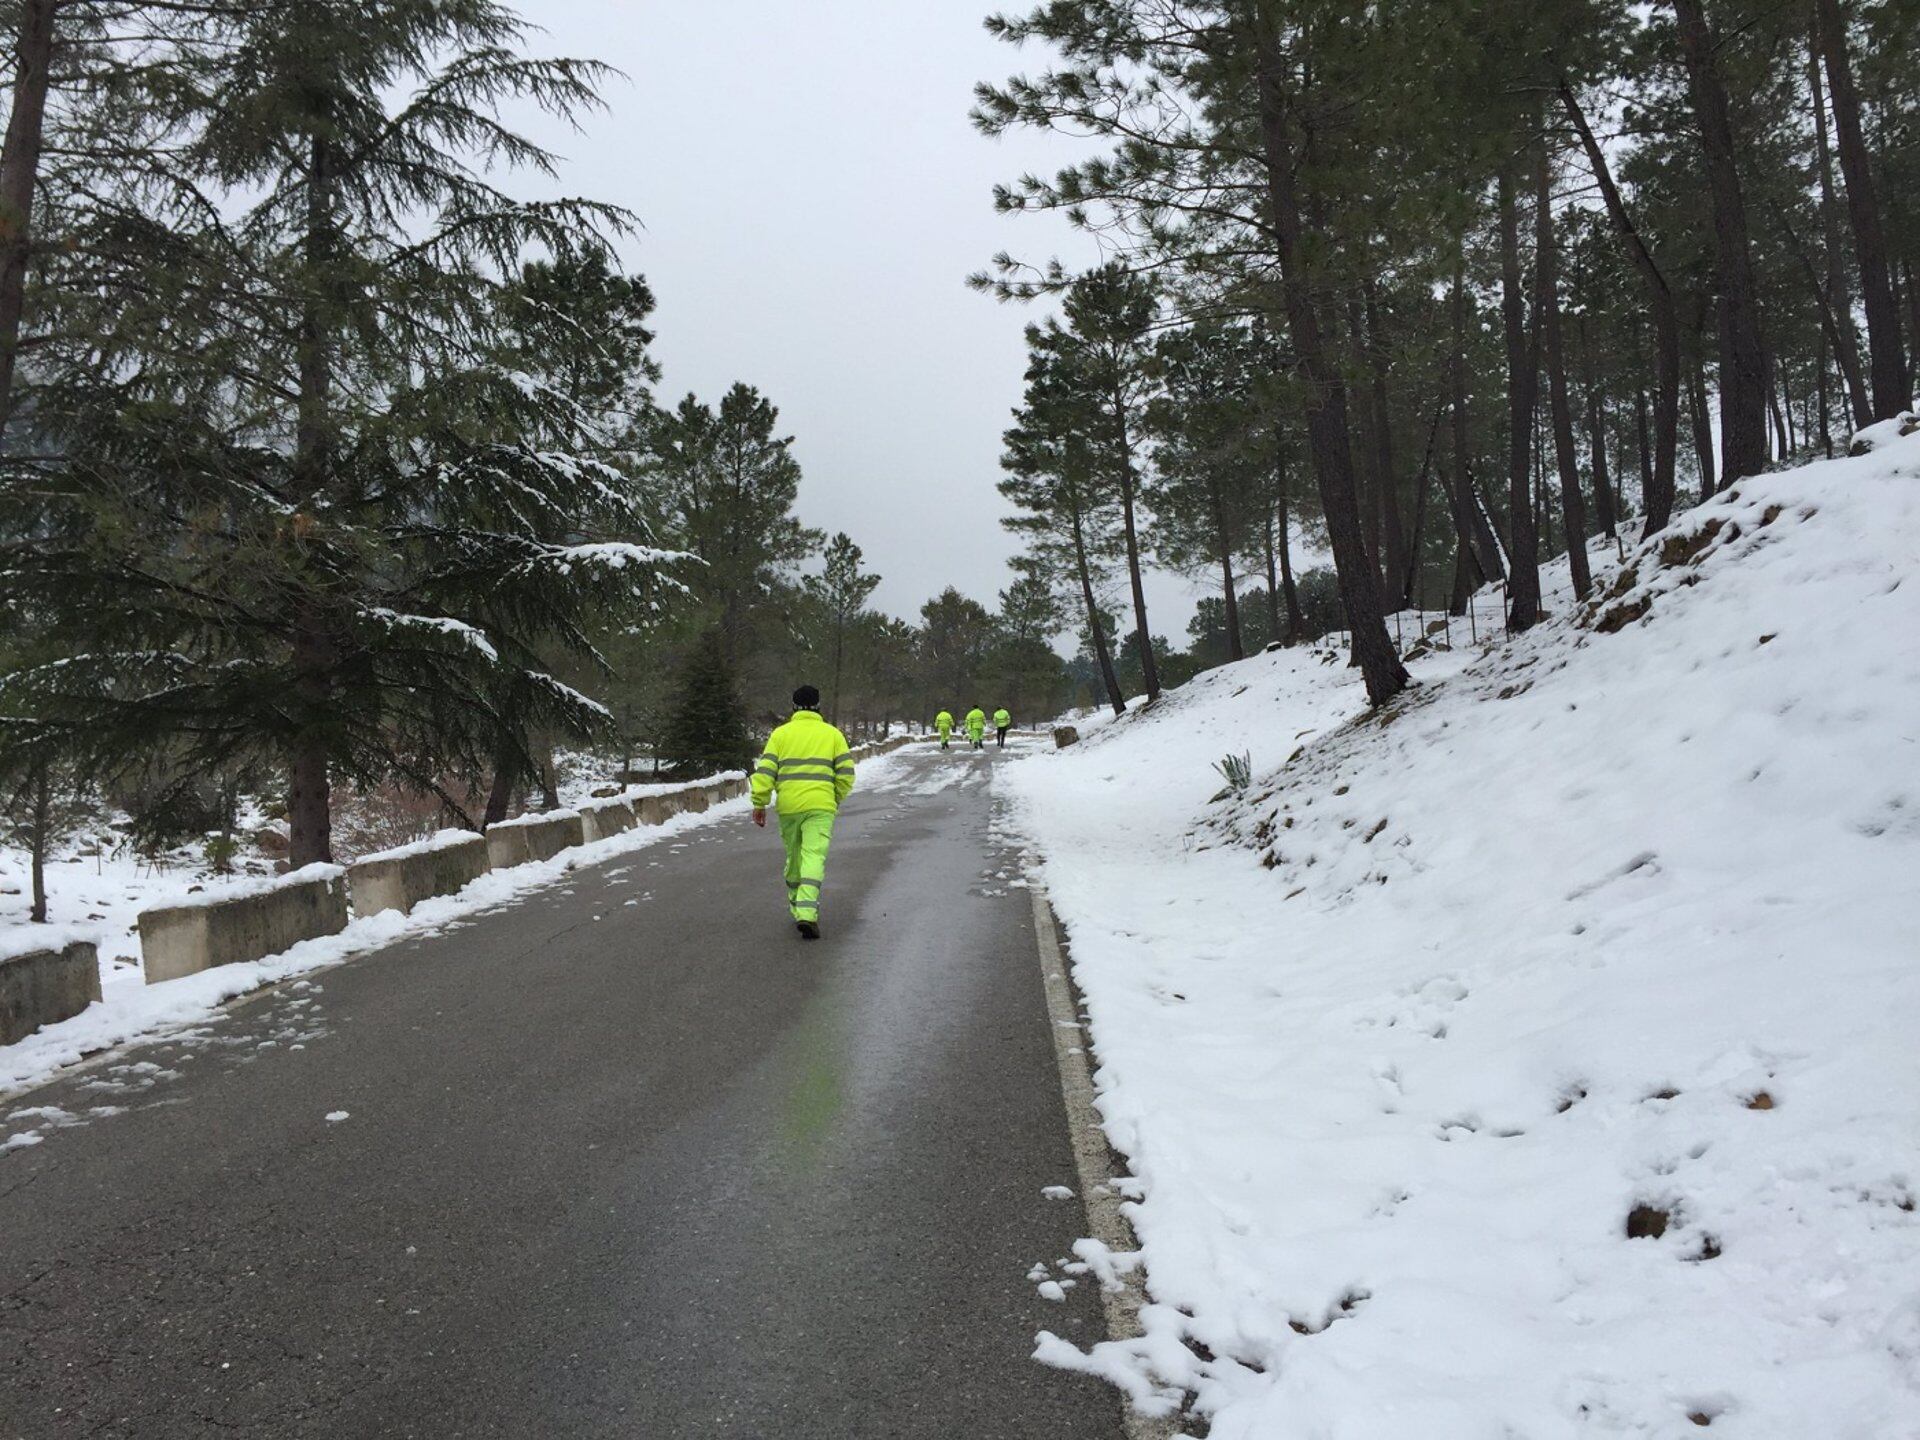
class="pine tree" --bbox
[0,0,675,865]
[1000,327,1127,716]
[805,533,881,724]
[1147,322,1272,663]
[644,383,819,660]
[660,627,751,779]
[1058,265,1164,701]
[917,587,997,708]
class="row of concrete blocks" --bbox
[5,739,925,1046]
[0,770,771,1047]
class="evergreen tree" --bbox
[805,533,881,724]
[1147,322,1272,663]
[1001,333,1127,717]
[917,587,996,709]
[1,0,673,865]
[660,627,751,778]
[645,383,819,661]
[984,564,1072,719]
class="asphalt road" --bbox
[0,744,1117,1439]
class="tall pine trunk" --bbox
[1576,308,1619,537]
[1586,383,1618,538]
[1401,406,1441,605]
[1815,326,1833,456]
[1807,21,1873,430]
[1251,18,1406,703]
[1110,397,1159,701]
[27,762,50,923]
[1536,145,1591,601]
[1260,502,1284,642]
[1815,0,1908,418]
[1499,160,1541,631]
[287,131,341,868]
[1366,282,1408,601]
[1069,494,1125,716]
[1345,295,1382,580]
[1208,474,1245,661]
[0,0,55,426]
[1688,345,1717,505]
[1672,0,1770,487]
[1562,78,1678,534]
[1448,255,1504,584]
[1765,348,1789,458]
[1272,443,1306,642]
[1896,257,1912,384]
[1775,199,1872,441]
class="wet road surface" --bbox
[0,745,1117,1438]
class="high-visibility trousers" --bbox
[779,810,835,923]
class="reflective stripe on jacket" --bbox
[750,710,855,814]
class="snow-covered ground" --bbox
[1004,431,1920,1437]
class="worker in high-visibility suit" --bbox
[992,707,1012,748]
[965,706,987,750]
[934,709,954,749]
[751,685,854,940]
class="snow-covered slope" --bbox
[1004,432,1920,1438]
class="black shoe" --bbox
[796,919,821,940]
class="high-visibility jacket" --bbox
[750,709,854,814]
[965,708,987,737]
[934,710,954,734]
[992,708,1011,729]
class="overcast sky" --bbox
[516,0,1207,639]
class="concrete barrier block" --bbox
[140,867,349,985]
[486,824,534,870]
[634,794,678,826]
[526,812,585,862]
[580,798,636,843]
[680,787,710,815]
[485,810,585,868]
[347,831,490,919]
[0,939,102,1044]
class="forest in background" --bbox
[0,0,1109,908]
[3,0,1913,914]
[977,0,1915,712]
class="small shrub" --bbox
[1213,751,1252,793]
[203,832,240,875]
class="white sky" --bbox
[515,0,1212,641]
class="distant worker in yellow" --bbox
[934,708,955,750]
[993,706,1012,748]
[750,685,854,940]
[965,706,987,750]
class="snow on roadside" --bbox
[1003,436,1920,1437]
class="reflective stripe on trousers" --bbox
[779,810,834,922]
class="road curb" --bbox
[1026,875,1181,1440]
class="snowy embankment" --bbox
[1004,432,1920,1438]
